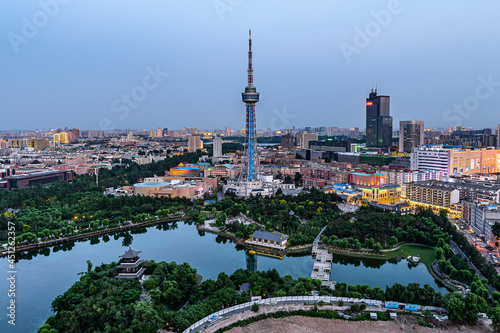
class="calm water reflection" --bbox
[1,222,445,332]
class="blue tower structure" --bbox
[241,30,260,181]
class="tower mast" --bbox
[241,29,260,184]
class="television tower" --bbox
[241,29,260,181]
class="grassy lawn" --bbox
[379,245,436,268]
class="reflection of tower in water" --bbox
[245,250,258,272]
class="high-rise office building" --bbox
[157,128,162,137]
[399,120,424,153]
[188,135,203,152]
[281,134,295,149]
[213,135,222,157]
[366,88,392,148]
[162,128,169,137]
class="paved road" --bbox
[450,241,496,295]
[188,299,369,333]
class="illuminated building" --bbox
[188,135,203,152]
[131,176,217,198]
[33,139,49,151]
[401,182,459,208]
[365,88,392,148]
[411,145,500,175]
[169,163,203,177]
[59,132,68,144]
[399,120,424,153]
[246,230,289,250]
[362,185,401,201]
[157,128,162,137]
[222,30,275,197]
[241,29,260,182]
[349,172,388,186]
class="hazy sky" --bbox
[1,1,500,131]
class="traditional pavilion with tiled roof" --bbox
[115,247,146,279]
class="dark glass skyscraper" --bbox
[366,89,392,148]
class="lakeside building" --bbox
[116,247,146,279]
[246,230,289,250]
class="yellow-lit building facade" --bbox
[402,183,461,217]
[362,185,401,202]
[449,148,500,175]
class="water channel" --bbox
[1,221,446,332]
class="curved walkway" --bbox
[182,295,444,333]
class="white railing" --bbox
[181,295,443,332]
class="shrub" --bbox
[251,303,259,312]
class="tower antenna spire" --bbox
[247,29,253,87]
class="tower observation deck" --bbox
[242,29,260,181]
[223,30,274,197]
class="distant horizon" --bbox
[0,124,496,134]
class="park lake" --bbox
[1,221,447,332]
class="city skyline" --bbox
[2,1,500,131]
